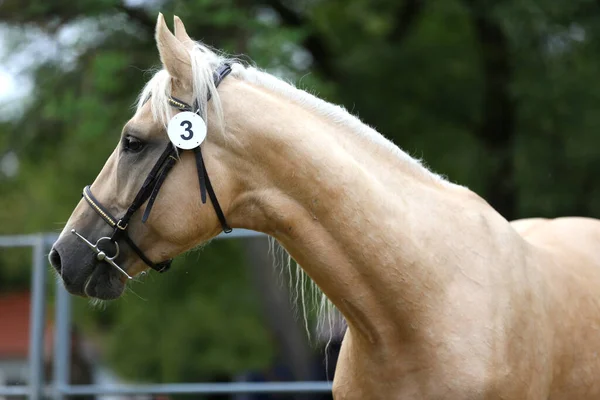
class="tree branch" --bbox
[463,3,517,219]
[263,0,336,79]
[241,237,317,399]
[115,3,155,33]
[389,0,425,42]
[264,0,303,26]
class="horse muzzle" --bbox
[49,232,126,300]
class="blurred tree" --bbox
[2,0,600,391]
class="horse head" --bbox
[49,14,246,299]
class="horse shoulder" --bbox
[516,217,600,398]
[515,216,600,266]
[510,217,550,235]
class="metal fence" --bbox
[0,231,332,399]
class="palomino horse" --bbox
[49,13,600,399]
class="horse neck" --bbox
[219,77,501,347]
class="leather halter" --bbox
[72,63,233,277]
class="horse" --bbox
[49,13,600,399]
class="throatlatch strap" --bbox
[194,147,207,204]
[202,161,232,233]
[165,62,233,234]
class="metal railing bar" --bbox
[0,386,31,396]
[28,235,47,400]
[53,283,71,400]
[59,382,333,395]
[0,229,265,248]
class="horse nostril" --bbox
[49,248,62,274]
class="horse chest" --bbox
[331,329,481,400]
[331,327,535,400]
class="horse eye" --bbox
[123,136,145,153]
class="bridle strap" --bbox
[82,142,178,273]
[194,148,231,233]
[142,155,177,223]
[119,232,171,273]
[167,62,233,234]
[82,141,176,229]
[79,62,233,275]
[83,186,118,228]
[168,63,233,112]
[194,147,207,204]
[119,144,177,228]
[83,185,172,273]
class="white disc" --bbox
[167,111,207,150]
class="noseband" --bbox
[71,63,233,279]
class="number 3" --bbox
[180,120,194,140]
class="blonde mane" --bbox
[134,39,451,342]
[136,43,226,128]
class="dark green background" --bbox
[1,0,599,391]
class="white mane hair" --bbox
[136,40,452,185]
[134,39,451,343]
[136,44,226,128]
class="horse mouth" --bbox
[49,237,128,300]
[83,264,126,300]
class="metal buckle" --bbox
[116,219,128,230]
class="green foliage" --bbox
[73,241,273,382]
[2,0,600,385]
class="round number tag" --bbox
[167,111,207,150]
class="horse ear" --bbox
[174,15,195,51]
[155,13,192,86]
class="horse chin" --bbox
[83,264,126,300]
